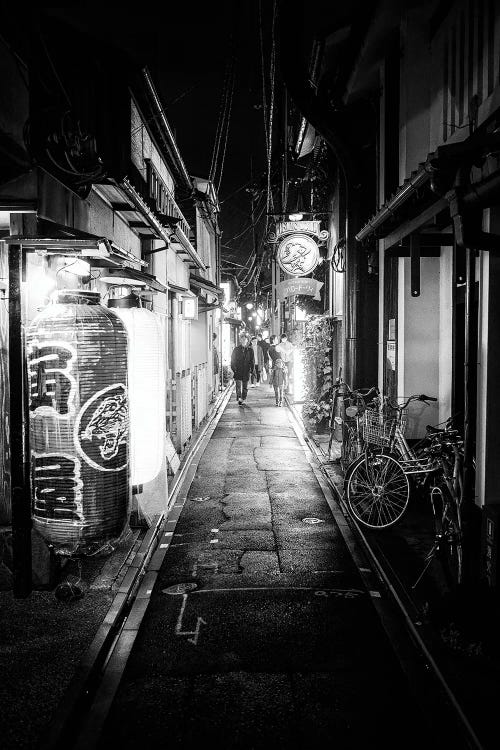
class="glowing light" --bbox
[295,306,307,322]
[61,259,91,277]
[245,302,254,310]
[288,212,304,221]
[114,307,165,485]
[25,264,56,297]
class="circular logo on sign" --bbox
[74,383,129,472]
[276,233,319,277]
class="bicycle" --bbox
[327,370,379,471]
[411,424,464,588]
[344,393,438,529]
[344,396,464,586]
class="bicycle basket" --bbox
[363,409,397,447]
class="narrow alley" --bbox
[3,4,500,748]
[73,384,455,749]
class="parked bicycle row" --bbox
[328,371,466,589]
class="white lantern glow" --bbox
[113,307,166,485]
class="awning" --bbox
[190,273,223,297]
[356,163,433,243]
[168,281,196,297]
[4,219,166,293]
[119,178,207,272]
[5,219,146,265]
[95,267,166,293]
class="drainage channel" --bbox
[41,385,233,750]
[284,397,484,750]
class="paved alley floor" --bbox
[100,383,432,749]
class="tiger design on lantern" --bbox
[82,390,129,461]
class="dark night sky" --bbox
[49,3,272,267]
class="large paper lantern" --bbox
[111,301,165,485]
[26,290,130,556]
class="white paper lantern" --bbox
[113,306,166,485]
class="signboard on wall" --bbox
[182,297,198,320]
[386,341,396,370]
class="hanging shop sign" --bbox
[26,290,130,556]
[267,219,329,278]
[276,278,324,301]
[276,233,320,276]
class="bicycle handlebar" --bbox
[386,393,437,410]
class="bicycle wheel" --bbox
[340,422,359,471]
[432,486,463,588]
[345,452,410,529]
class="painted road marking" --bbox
[175,594,207,646]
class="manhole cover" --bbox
[162,582,198,595]
[302,517,325,525]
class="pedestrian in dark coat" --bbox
[268,334,280,366]
[230,332,255,405]
[257,334,269,379]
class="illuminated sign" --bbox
[276,233,320,277]
[182,298,198,319]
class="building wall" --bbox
[399,0,500,178]
[398,256,441,436]
[399,7,431,181]
[131,98,175,194]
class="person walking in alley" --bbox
[268,334,279,365]
[271,356,287,406]
[257,333,269,381]
[250,335,260,387]
[276,332,294,393]
[231,332,254,405]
